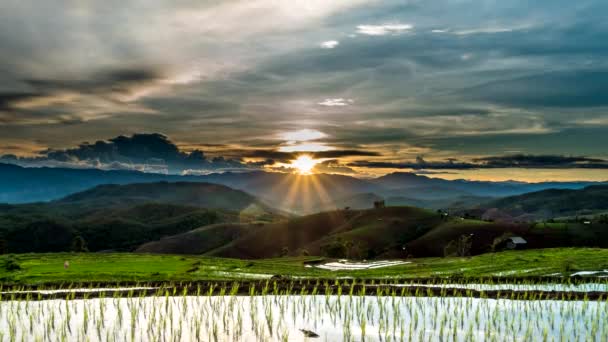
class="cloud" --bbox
[0,133,254,173]
[432,27,525,36]
[278,129,327,141]
[318,98,354,106]
[278,142,334,153]
[349,155,608,170]
[312,159,357,174]
[2,0,608,181]
[473,155,608,169]
[243,148,380,162]
[320,40,339,49]
[348,159,478,170]
[313,150,381,159]
[356,24,413,36]
[463,71,608,108]
[0,66,164,125]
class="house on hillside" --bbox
[502,236,527,250]
[373,200,385,209]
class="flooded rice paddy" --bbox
[1,280,607,341]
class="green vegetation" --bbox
[1,248,607,285]
[136,205,608,258]
[142,206,445,258]
[0,204,237,253]
[483,184,608,219]
[0,182,282,253]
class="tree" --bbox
[0,239,7,254]
[321,239,348,258]
[71,235,89,252]
[491,232,513,252]
[444,234,473,257]
[457,234,473,257]
[443,240,458,257]
[344,240,354,258]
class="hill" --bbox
[0,182,281,253]
[138,206,443,258]
[313,192,384,212]
[138,205,608,258]
[57,181,265,211]
[478,185,608,220]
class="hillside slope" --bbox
[0,182,281,253]
[138,204,608,258]
[479,185,608,219]
[136,207,482,258]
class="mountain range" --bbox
[2,163,604,214]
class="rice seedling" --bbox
[0,277,607,341]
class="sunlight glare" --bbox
[290,155,319,175]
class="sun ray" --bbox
[290,155,319,175]
[309,174,334,211]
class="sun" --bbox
[290,155,319,175]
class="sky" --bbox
[1,0,608,181]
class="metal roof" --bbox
[508,236,527,244]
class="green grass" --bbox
[1,248,607,285]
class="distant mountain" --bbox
[58,181,264,212]
[0,163,376,213]
[372,172,601,198]
[0,163,195,203]
[205,172,379,213]
[1,163,605,213]
[479,185,608,220]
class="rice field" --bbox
[1,279,607,342]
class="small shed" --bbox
[505,236,527,250]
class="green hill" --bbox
[134,207,502,258]
[0,182,282,253]
[137,204,608,258]
[480,185,608,219]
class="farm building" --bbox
[504,236,527,250]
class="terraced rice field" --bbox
[1,279,607,341]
